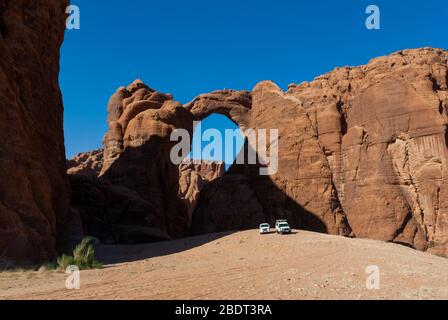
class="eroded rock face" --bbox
[178,159,225,222]
[287,48,448,255]
[192,82,352,236]
[98,48,448,256]
[67,149,104,178]
[0,0,70,263]
[99,85,252,240]
[192,48,448,255]
[100,80,195,239]
[68,156,225,244]
[185,89,252,130]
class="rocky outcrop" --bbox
[185,89,252,130]
[68,157,224,244]
[4,2,446,263]
[287,47,448,256]
[67,149,103,177]
[188,85,352,237]
[100,80,195,239]
[91,48,448,256]
[191,48,448,255]
[178,159,225,222]
[0,0,70,263]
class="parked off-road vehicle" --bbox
[259,223,270,234]
[275,220,291,234]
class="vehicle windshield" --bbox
[279,223,289,228]
[260,224,269,228]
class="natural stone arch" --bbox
[184,89,252,132]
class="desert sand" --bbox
[1,230,448,300]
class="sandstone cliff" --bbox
[287,48,448,256]
[4,3,447,263]
[99,80,195,239]
[0,0,70,263]
[95,49,448,256]
[178,159,226,222]
[194,48,448,256]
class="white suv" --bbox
[259,223,270,234]
[275,220,291,234]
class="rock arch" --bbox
[185,89,252,131]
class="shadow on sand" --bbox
[95,231,235,265]
[190,139,328,236]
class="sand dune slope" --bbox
[1,230,447,300]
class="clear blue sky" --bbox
[61,0,448,163]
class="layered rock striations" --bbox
[189,48,448,255]
[287,48,448,256]
[0,0,70,263]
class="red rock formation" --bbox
[190,84,351,237]
[185,89,252,130]
[4,3,446,263]
[67,149,104,178]
[178,159,225,222]
[190,175,265,235]
[100,80,195,239]
[191,48,448,256]
[68,155,225,244]
[95,48,448,256]
[0,0,70,263]
[287,47,448,256]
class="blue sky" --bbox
[61,0,448,163]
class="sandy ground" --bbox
[1,230,448,300]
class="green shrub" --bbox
[56,237,102,271]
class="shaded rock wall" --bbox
[68,156,225,244]
[178,159,225,223]
[69,174,170,245]
[0,0,70,263]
